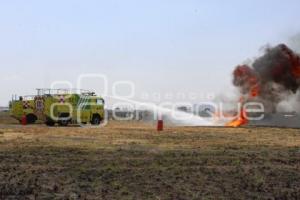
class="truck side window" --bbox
[97,99,104,105]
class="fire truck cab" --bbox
[9,95,38,124]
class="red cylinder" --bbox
[21,115,27,125]
[157,120,163,131]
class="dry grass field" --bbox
[0,112,300,199]
[0,112,19,124]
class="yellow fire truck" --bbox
[10,89,105,126]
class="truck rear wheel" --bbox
[91,115,101,125]
[46,120,55,126]
[58,113,70,126]
[58,120,69,126]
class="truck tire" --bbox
[58,120,69,126]
[26,114,37,124]
[91,115,101,125]
[46,120,55,126]
[58,113,70,126]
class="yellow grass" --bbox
[0,114,300,199]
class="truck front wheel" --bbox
[26,114,37,124]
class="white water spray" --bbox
[105,96,219,126]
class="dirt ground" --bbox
[0,113,300,199]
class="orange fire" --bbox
[250,85,260,98]
[292,65,300,78]
[226,70,259,127]
[229,65,260,127]
[226,108,248,127]
[225,96,249,127]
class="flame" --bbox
[226,109,248,127]
[226,97,249,127]
[292,65,300,78]
[229,66,260,127]
[250,85,260,97]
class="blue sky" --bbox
[1,0,300,106]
